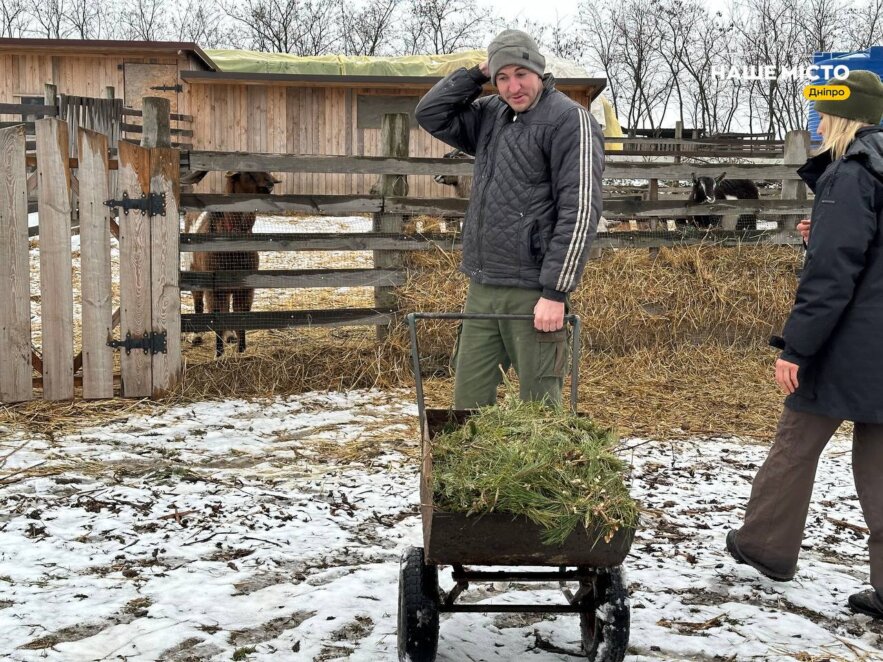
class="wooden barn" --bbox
[0,38,607,196]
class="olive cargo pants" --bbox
[734,406,883,592]
[452,283,567,410]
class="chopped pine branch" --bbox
[431,392,639,545]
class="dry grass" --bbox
[4,223,803,443]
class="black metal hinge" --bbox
[150,84,183,92]
[104,191,166,216]
[107,331,167,355]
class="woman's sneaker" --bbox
[848,589,883,619]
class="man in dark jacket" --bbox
[415,29,604,409]
[727,70,883,620]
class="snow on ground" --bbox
[2,392,882,662]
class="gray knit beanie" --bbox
[814,70,883,125]
[487,29,545,80]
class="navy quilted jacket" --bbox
[415,66,604,301]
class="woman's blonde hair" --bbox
[817,112,873,159]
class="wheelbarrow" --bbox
[398,312,636,662]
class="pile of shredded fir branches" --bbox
[431,394,639,546]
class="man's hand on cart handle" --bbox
[534,298,565,332]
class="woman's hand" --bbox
[797,219,811,242]
[775,359,800,394]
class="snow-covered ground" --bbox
[2,391,881,662]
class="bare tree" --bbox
[339,0,400,55]
[220,0,341,54]
[545,16,587,61]
[169,0,225,46]
[27,0,68,37]
[0,0,28,37]
[582,0,669,132]
[64,0,109,39]
[579,1,626,121]
[844,0,883,49]
[732,0,799,136]
[400,0,486,55]
[117,0,168,40]
[798,0,846,53]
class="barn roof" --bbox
[0,38,218,71]
[187,50,606,98]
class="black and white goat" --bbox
[689,172,759,230]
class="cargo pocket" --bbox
[449,321,464,376]
[536,329,567,378]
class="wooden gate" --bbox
[0,112,180,404]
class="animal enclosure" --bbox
[0,86,816,405]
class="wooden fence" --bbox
[177,115,814,342]
[0,97,180,404]
[1,95,815,404]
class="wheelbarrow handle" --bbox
[405,312,582,435]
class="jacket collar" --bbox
[797,150,832,193]
[797,125,883,192]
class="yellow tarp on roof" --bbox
[204,48,623,143]
[205,49,491,77]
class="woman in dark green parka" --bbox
[728,70,883,620]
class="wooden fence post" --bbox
[142,97,171,149]
[77,128,114,399]
[35,118,74,401]
[0,125,32,403]
[782,130,811,230]
[374,112,409,339]
[44,83,57,110]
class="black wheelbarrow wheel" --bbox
[397,546,440,662]
[579,566,630,662]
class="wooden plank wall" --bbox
[192,83,593,199]
[0,51,203,122]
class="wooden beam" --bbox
[179,193,811,218]
[181,308,396,333]
[178,229,804,252]
[184,150,802,179]
[121,107,194,122]
[180,268,405,290]
[180,192,383,214]
[120,122,194,137]
[141,97,171,149]
[0,102,56,116]
[781,130,812,230]
[179,232,462,252]
[26,155,119,170]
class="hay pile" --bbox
[431,392,638,545]
[2,221,803,442]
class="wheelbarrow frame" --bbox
[399,312,636,662]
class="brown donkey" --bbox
[190,171,280,357]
